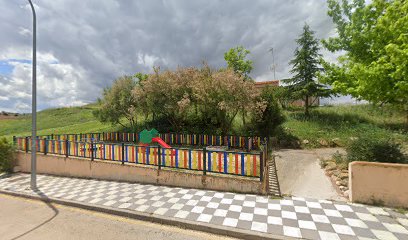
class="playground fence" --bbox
[15,137,265,180]
[17,132,267,151]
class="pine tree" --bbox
[284,24,331,116]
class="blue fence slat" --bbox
[136,146,139,163]
[175,149,178,168]
[162,148,166,166]
[125,145,128,162]
[146,146,150,165]
[112,145,115,161]
[241,153,245,176]
[207,151,212,172]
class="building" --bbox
[254,80,280,89]
[254,80,319,107]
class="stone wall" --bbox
[349,161,408,208]
[16,152,267,195]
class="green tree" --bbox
[284,24,330,116]
[224,46,253,80]
[321,0,408,127]
[134,67,194,132]
[224,46,254,125]
[94,76,139,130]
[193,67,259,135]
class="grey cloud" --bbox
[0,0,335,112]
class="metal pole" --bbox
[121,143,125,165]
[203,147,207,175]
[158,146,162,170]
[28,0,37,190]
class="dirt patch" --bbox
[0,115,19,120]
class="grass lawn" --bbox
[280,104,407,149]
[1,103,406,150]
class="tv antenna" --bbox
[268,47,276,79]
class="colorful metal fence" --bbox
[20,132,266,150]
[15,137,264,179]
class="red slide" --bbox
[152,137,171,149]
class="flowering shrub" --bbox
[97,64,284,135]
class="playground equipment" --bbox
[139,128,171,148]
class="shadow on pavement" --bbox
[10,189,59,240]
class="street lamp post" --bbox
[28,0,37,189]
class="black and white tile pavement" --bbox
[1,174,407,240]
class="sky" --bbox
[0,0,340,113]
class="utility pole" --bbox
[28,0,37,190]
[268,47,276,80]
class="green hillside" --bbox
[0,104,116,141]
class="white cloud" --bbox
[18,27,31,36]
[0,52,91,112]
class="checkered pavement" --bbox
[1,173,407,240]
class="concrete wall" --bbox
[349,161,408,208]
[16,152,267,195]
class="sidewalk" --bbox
[1,174,407,240]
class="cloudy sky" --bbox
[0,0,337,113]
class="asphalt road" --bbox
[0,194,236,240]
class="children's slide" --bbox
[152,137,171,148]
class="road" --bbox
[274,148,346,201]
[0,194,235,240]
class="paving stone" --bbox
[1,173,407,240]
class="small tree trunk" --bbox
[305,95,309,117]
[405,110,408,131]
[242,110,246,125]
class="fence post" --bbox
[260,152,264,182]
[44,138,47,155]
[25,137,29,153]
[65,139,69,158]
[121,143,125,165]
[203,147,207,175]
[91,140,94,161]
[158,146,162,170]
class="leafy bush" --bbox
[346,137,407,164]
[250,86,285,137]
[332,151,348,169]
[0,138,14,173]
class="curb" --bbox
[0,189,295,240]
